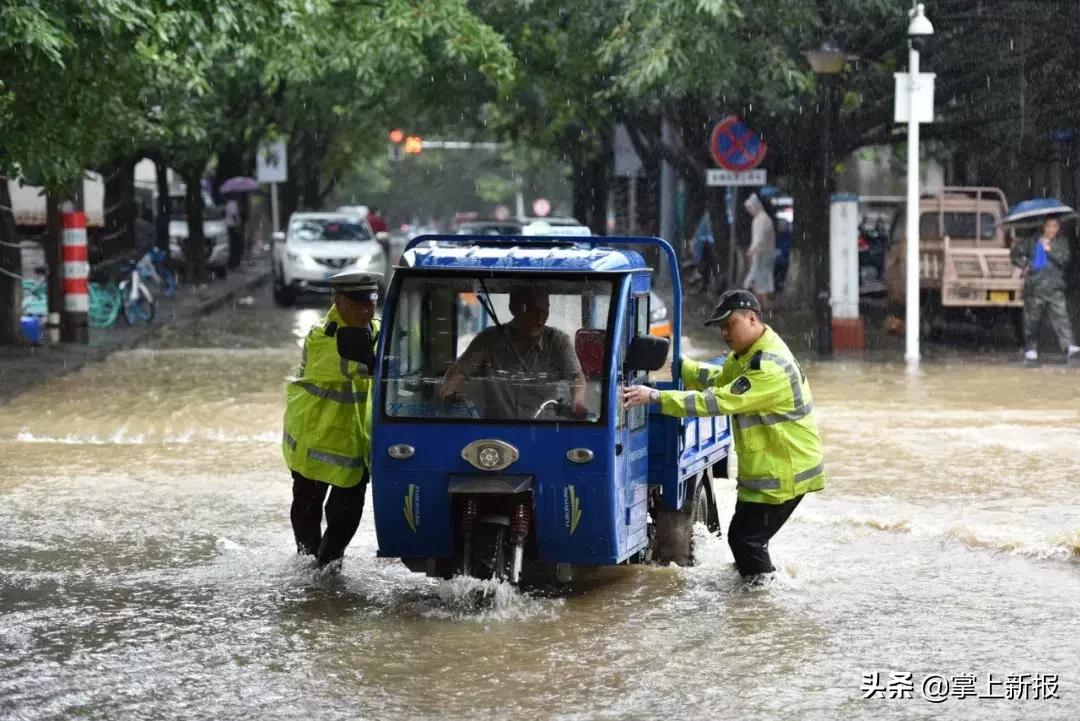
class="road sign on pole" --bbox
[257,140,287,233]
[532,197,551,217]
[706,169,767,186]
[256,140,287,184]
[709,116,768,172]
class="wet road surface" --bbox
[2,285,1079,720]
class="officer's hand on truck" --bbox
[622,385,657,409]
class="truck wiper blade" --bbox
[477,278,530,374]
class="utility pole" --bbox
[902,4,935,367]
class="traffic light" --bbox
[388,128,405,144]
[403,135,423,155]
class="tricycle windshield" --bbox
[383,273,616,423]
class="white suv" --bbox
[271,212,385,306]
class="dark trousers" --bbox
[727,495,803,578]
[227,227,243,269]
[1023,286,1075,351]
[291,470,368,566]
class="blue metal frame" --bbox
[403,234,683,379]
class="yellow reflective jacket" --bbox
[657,326,825,504]
[282,307,380,487]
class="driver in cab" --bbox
[440,289,588,419]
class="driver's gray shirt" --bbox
[453,325,583,419]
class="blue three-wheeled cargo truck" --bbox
[337,234,732,585]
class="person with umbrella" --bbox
[1006,200,1080,367]
[219,176,259,268]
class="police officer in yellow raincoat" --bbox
[624,289,825,580]
[282,271,381,567]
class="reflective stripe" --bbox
[698,366,710,386]
[737,401,815,429]
[283,431,297,450]
[294,381,368,404]
[703,388,720,415]
[794,461,825,483]
[307,447,365,468]
[682,393,699,416]
[760,351,803,409]
[736,351,810,429]
[340,355,350,377]
[737,476,781,491]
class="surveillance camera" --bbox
[908,3,934,37]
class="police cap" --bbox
[330,270,383,301]
[704,288,761,326]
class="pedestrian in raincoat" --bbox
[282,271,382,567]
[742,194,777,304]
[623,289,825,582]
[1010,216,1080,367]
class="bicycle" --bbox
[119,258,156,324]
[136,246,176,298]
[20,266,47,318]
[89,280,124,329]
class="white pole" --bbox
[271,182,280,233]
[904,41,921,365]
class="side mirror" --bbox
[336,326,375,370]
[272,231,285,243]
[625,334,669,372]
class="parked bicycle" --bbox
[136,246,176,298]
[89,279,124,329]
[20,266,47,318]
[119,257,156,324]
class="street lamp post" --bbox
[805,39,847,357]
[905,3,934,366]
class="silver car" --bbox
[271,212,384,306]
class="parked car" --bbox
[454,220,524,235]
[271,212,383,306]
[521,217,590,236]
[336,205,369,219]
[168,194,230,277]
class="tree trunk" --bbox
[101,158,136,261]
[182,168,208,281]
[213,146,247,205]
[0,180,24,344]
[153,155,171,252]
[571,147,589,224]
[586,131,613,235]
[705,185,732,291]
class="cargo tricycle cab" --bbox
[359,235,729,584]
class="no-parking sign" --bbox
[709,116,767,172]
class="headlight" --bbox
[461,439,519,472]
[478,447,502,469]
[287,251,315,269]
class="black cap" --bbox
[704,289,761,326]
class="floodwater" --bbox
[2,288,1079,720]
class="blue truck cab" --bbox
[359,234,731,583]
